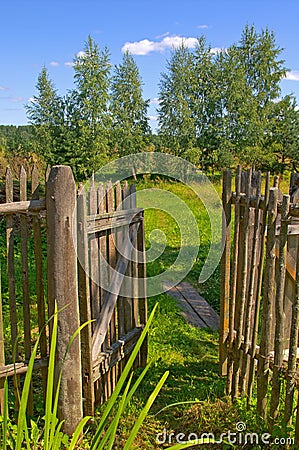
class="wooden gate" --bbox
[0,164,147,434]
[220,167,299,437]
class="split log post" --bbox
[219,169,232,376]
[269,194,290,429]
[257,187,278,419]
[46,165,83,435]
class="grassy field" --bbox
[89,176,287,450]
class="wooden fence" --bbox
[0,164,147,434]
[220,167,299,437]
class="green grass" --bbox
[106,176,294,449]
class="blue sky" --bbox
[1,0,299,130]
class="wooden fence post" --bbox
[46,165,83,435]
[220,169,232,376]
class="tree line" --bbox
[1,25,299,179]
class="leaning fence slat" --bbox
[257,187,279,419]
[97,182,109,402]
[122,181,133,338]
[220,170,232,377]
[241,171,261,395]
[77,183,94,416]
[0,268,5,415]
[269,194,290,428]
[247,172,270,404]
[5,167,20,411]
[6,167,18,356]
[232,170,251,398]
[89,178,100,327]
[20,166,33,415]
[284,227,299,426]
[226,166,241,394]
[31,165,47,401]
[115,181,125,340]
[106,180,117,395]
[137,210,147,368]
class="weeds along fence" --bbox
[0,164,147,434]
[220,167,299,436]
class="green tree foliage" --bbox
[158,44,197,157]
[69,36,112,179]
[157,25,299,172]
[110,51,150,157]
[26,67,64,165]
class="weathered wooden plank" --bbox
[284,225,299,426]
[220,170,232,376]
[46,165,83,435]
[232,170,251,398]
[0,357,48,379]
[164,283,207,328]
[240,171,262,395]
[0,268,5,414]
[257,188,279,419]
[226,166,241,394]
[20,166,33,415]
[176,282,220,330]
[0,198,45,214]
[137,210,147,368]
[77,183,94,416]
[106,180,117,394]
[31,165,47,401]
[247,172,270,404]
[92,327,143,382]
[97,182,109,402]
[270,194,290,429]
[6,167,20,411]
[89,179,100,327]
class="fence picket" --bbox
[270,194,290,428]
[257,188,279,418]
[20,166,33,415]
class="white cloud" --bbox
[197,24,209,29]
[64,61,74,67]
[122,35,198,55]
[210,47,226,55]
[148,115,158,121]
[50,61,59,67]
[76,51,86,58]
[284,71,299,81]
[150,98,160,105]
[0,86,9,91]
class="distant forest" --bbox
[1,25,299,180]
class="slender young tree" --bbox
[25,67,64,164]
[158,43,197,157]
[110,51,150,156]
[69,36,112,178]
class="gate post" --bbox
[46,165,83,434]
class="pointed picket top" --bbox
[106,180,114,213]
[97,182,105,214]
[129,183,136,209]
[45,164,51,182]
[115,180,122,210]
[5,167,13,203]
[88,176,97,215]
[19,166,27,201]
[31,165,39,198]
